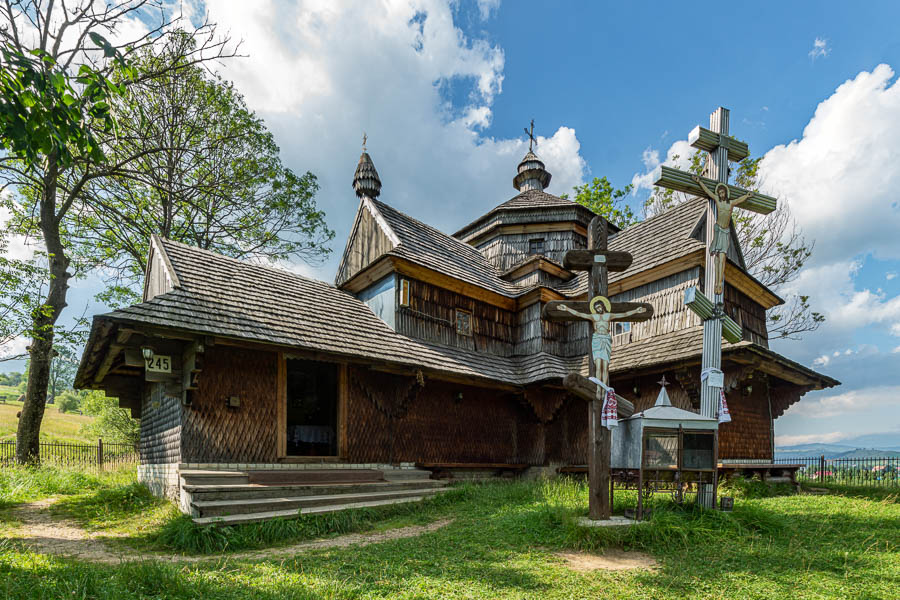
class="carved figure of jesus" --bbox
[558,296,646,386]
[692,174,754,296]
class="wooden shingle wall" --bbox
[346,367,589,465]
[395,278,515,356]
[140,381,182,464]
[612,268,701,346]
[717,381,773,461]
[180,346,279,463]
[723,284,769,347]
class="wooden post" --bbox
[97,438,103,469]
[587,217,611,520]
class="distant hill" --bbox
[776,441,900,460]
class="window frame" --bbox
[455,308,473,337]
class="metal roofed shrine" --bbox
[76,113,839,524]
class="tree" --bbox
[80,390,139,447]
[644,150,824,340]
[562,177,638,229]
[72,34,333,305]
[55,389,80,413]
[0,0,233,463]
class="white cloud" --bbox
[888,271,897,280]
[475,0,501,21]
[784,385,900,419]
[197,0,585,280]
[809,37,829,61]
[0,336,28,360]
[775,431,848,446]
[893,345,900,353]
[630,139,693,193]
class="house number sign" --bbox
[145,355,173,373]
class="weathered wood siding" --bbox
[477,229,586,272]
[181,346,279,463]
[139,381,182,464]
[144,244,175,301]
[395,277,515,356]
[346,367,588,465]
[335,200,395,286]
[612,268,701,347]
[723,284,768,347]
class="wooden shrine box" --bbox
[611,391,719,518]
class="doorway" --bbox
[285,358,338,456]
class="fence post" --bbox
[98,438,103,469]
[819,454,825,483]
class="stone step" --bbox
[192,495,432,526]
[382,468,435,482]
[192,487,442,518]
[184,479,447,502]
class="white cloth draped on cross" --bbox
[588,377,618,429]
[701,368,731,424]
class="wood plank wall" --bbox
[476,230,586,272]
[335,202,394,286]
[723,283,769,347]
[611,268,701,347]
[180,346,279,463]
[395,277,515,356]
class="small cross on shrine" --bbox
[654,107,777,507]
[542,216,654,520]
[524,119,537,152]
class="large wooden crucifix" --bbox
[542,216,653,520]
[654,107,777,433]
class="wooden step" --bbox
[180,470,249,486]
[247,469,384,485]
[191,488,442,518]
[192,495,431,526]
[184,479,447,502]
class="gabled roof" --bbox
[76,238,580,389]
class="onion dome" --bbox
[513,151,552,192]
[353,150,382,199]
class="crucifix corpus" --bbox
[654,107,777,504]
[543,216,653,520]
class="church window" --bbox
[456,309,472,336]
[614,321,631,336]
[528,238,545,255]
[399,278,410,307]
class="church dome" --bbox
[353,150,382,199]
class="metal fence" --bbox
[0,439,138,467]
[775,456,899,487]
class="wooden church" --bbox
[75,142,838,521]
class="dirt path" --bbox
[6,498,452,564]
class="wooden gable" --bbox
[143,234,181,301]
[335,197,399,287]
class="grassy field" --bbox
[0,467,897,599]
[0,399,97,444]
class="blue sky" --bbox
[3,0,899,448]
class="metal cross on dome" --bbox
[523,119,537,152]
[362,132,367,151]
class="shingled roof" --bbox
[453,189,598,239]
[76,239,579,388]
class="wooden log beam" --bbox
[689,125,749,162]
[563,250,633,272]
[563,373,634,418]
[655,166,776,215]
[542,300,654,323]
[684,287,743,343]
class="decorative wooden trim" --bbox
[466,221,588,247]
[338,363,349,460]
[277,352,286,459]
[338,255,396,294]
[391,257,517,310]
[501,257,575,282]
[608,250,704,296]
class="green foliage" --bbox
[80,390,139,446]
[719,475,795,499]
[562,177,638,229]
[74,33,334,306]
[55,390,81,413]
[0,36,132,170]
[0,372,22,387]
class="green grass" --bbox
[0,470,897,599]
[0,399,97,444]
